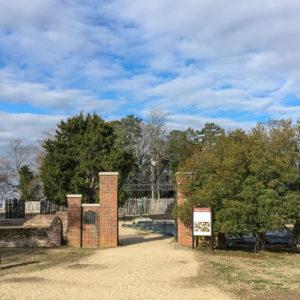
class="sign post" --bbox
[192,207,214,254]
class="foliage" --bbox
[18,165,41,201]
[177,119,300,250]
[112,111,171,199]
[166,123,224,176]
[199,122,224,143]
[41,113,133,205]
[110,114,143,153]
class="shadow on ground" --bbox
[3,276,47,283]
[119,233,170,246]
[1,261,39,270]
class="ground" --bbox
[0,226,233,300]
[0,226,299,300]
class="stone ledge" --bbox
[99,172,119,176]
[67,194,82,198]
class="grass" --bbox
[0,246,97,277]
[195,246,300,299]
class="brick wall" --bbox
[82,205,100,247]
[176,175,193,247]
[67,195,82,247]
[55,211,68,243]
[66,173,119,248]
[0,216,62,248]
[66,197,102,248]
[99,172,118,248]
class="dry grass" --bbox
[195,246,300,299]
[1,241,299,300]
[0,246,96,277]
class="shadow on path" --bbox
[1,261,39,270]
[119,234,170,246]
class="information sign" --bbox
[193,207,212,236]
[84,210,95,225]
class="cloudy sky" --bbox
[0,0,300,153]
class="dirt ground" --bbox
[0,226,234,300]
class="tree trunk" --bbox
[258,232,266,252]
[151,163,155,200]
[253,233,259,253]
[157,175,160,200]
[217,232,227,249]
[293,217,300,248]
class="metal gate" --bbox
[5,199,25,219]
[119,177,177,238]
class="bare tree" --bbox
[0,140,37,199]
[143,110,168,199]
[34,130,55,176]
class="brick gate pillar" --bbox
[99,172,118,248]
[67,194,82,247]
[176,174,193,247]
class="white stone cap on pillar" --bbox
[67,194,82,198]
[98,172,119,176]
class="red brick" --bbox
[176,176,193,247]
[99,172,118,248]
[67,195,82,247]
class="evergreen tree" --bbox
[177,120,300,251]
[41,113,133,205]
[166,124,223,175]
[18,165,40,201]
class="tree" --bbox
[0,140,37,199]
[199,122,224,143]
[166,124,223,175]
[143,110,168,199]
[177,120,300,251]
[166,129,190,176]
[114,111,169,200]
[111,115,143,153]
[18,165,41,201]
[109,114,225,200]
[41,113,133,205]
[110,115,147,181]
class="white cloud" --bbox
[166,113,257,132]
[0,0,299,155]
[0,111,65,153]
[0,68,124,114]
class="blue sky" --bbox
[0,0,300,153]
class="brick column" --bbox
[176,174,193,247]
[67,194,82,247]
[99,172,118,248]
[82,204,100,248]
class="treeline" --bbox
[0,111,222,205]
[1,113,299,248]
[176,119,300,250]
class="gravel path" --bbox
[0,226,233,300]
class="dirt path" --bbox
[0,226,233,300]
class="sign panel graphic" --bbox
[193,208,212,236]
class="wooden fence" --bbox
[25,201,41,213]
[118,198,174,215]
